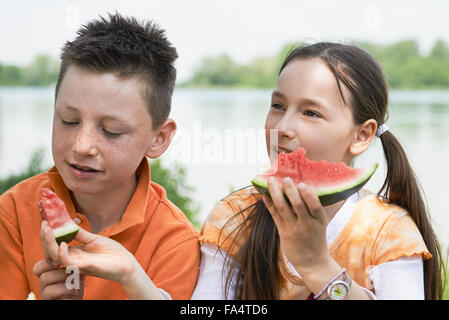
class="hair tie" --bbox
[376,123,389,137]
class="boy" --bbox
[0,13,200,299]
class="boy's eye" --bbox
[61,119,79,126]
[102,129,122,137]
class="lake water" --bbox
[1,86,448,251]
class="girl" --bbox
[193,42,444,300]
[37,42,444,300]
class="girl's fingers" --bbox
[262,194,282,227]
[267,177,296,223]
[58,241,78,268]
[283,178,309,220]
[74,228,99,245]
[40,220,61,265]
[297,183,327,223]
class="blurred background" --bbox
[1,0,448,259]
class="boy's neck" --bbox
[70,176,138,234]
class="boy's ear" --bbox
[349,119,377,156]
[146,118,177,159]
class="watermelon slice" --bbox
[38,188,80,245]
[251,148,378,206]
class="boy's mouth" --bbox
[69,162,100,172]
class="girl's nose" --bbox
[275,113,296,140]
[73,126,99,157]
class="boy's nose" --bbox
[73,127,99,157]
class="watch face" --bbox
[328,281,349,300]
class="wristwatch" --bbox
[327,273,352,300]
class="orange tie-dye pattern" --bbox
[199,187,431,299]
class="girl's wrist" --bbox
[118,258,140,289]
[296,256,344,297]
[119,259,164,300]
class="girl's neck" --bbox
[70,176,138,234]
[324,200,346,223]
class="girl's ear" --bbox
[349,119,377,156]
[146,118,177,159]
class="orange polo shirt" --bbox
[0,157,200,300]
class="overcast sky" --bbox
[1,0,448,81]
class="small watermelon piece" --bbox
[38,188,80,245]
[252,148,378,206]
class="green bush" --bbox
[0,148,201,229]
[182,39,449,90]
[0,148,48,194]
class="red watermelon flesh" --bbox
[38,188,80,244]
[252,148,378,206]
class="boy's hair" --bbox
[55,12,178,128]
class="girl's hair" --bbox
[220,42,444,300]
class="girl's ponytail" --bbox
[378,130,444,299]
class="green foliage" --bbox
[0,148,48,194]
[149,159,201,230]
[3,39,449,89]
[0,149,201,229]
[183,39,449,90]
[0,54,59,87]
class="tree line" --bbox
[0,54,59,87]
[1,39,449,89]
[182,39,449,90]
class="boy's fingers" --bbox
[41,282,79,300]
[38,268,68,287]
[40,220,60,264]
[33,259,59,277]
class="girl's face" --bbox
[265,58,360,165]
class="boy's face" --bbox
[52,64,158,195]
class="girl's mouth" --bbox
[275,147,293,155]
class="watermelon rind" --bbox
[53,221,80,245]
[251,163,378,206]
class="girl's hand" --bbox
[40,220,137,285]
[262,178,374,300]
[39,221,164,300]
[262,177,331,275]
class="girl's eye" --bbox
[304,110,321,118]
[271,103,284,110]
[102,129,122,138]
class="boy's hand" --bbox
[35,220,84,299]
[33,259,85,300]
[39,220,61,265]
